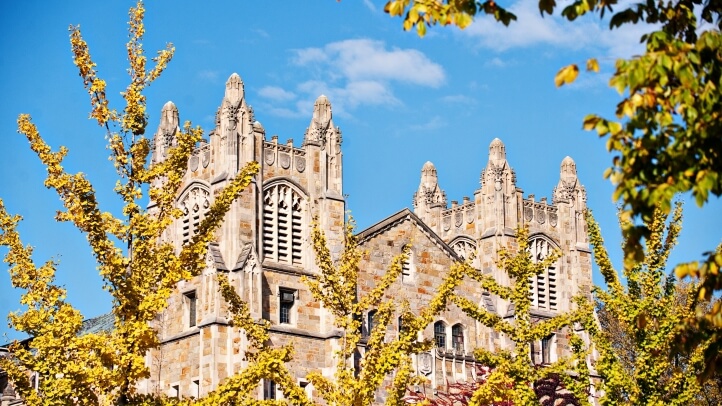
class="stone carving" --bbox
[189,155,199,172]
[549,212,558,227]
[443,215,451,231]
[279,153,291,169]
[264,149,275,165]
[455,211,463,228]
[295,156,306,173]
[524,205,533,222]
[418,352,433,375]
[202,148,210,168]
[465,206,474,223]
[536,206,546,224]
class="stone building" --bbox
[143,73,593,401]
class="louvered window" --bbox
[528,237,558,311]
[179,185,210,246]
[263,184,304,265]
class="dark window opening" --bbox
[185,291,197,328]
[279,289,295,324]
[452,324,464,352]
[434,321,446,349]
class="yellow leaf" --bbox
[586,58,599,72]
[554,64,579,87]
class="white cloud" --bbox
[258,86,296,102]
[485,57,507,68]
[462,0,651,59]
[362,0,376,12]
[409,116,445,131]
[293,39,445,87]
[197,70,219,82]
[440,94,477,104]
[263,39,445,118]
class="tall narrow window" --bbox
[263,380,276,400]
[263,184,304,265]
[434,321,446,349]
[541,335,553,364]
[179,185,210,246]
[452,324,464,352]
[528,237,559,311]
[367,310,378,336]
[279,289,295,324]
[185,291,197,328]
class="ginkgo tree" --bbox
[448,228,597,406]
[0,1,264,404]
[384,0,722,376]
[586,203,716,405]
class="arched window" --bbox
[263,183,305,265]
[528,236,558,311]
[178,185,210,246]
[434,321,446,348]
[449,237,476,261]
[452,324,464,352]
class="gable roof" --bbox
[356,208,462,262]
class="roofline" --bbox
[355,207,462,262]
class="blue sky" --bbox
[1,0,720,341]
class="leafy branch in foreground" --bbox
[304,219,465,406]
[384,0,722,377]
[587,204,717,405]
[451,227,595,406]
[0,1,260,404]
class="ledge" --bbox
[263,261,316,277]
[269,324,343,340]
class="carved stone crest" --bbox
[295,156,306,173]
[279,153,291,169]
[443,215,451,231]
[264,149,275,165]
[465,206,474,224]
[524,207,533,222]
[418,352,433,375]
[549,212,558,227]
[202,149,210,168]
[536,207,546,224]
[189,155,199,172]
[455,211,463,228]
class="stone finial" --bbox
[304,95,334,146]
[420,161,438,189]
[489,138,506,162]
[253,120,265,135]
[160,101,179,134]
[414,161,447,209]
[312,94,332,130]
[554,156,584,203]
[224,73,244,105]
[560,156,577,183]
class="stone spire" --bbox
[304,95,334,147]
[413,161,447,210]
[480,138,517,236]
[224,73,244,106]
[553,156,585,204]
[152,101,179,162]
